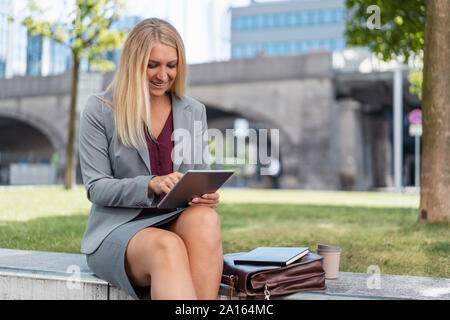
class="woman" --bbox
[78,18,223,300]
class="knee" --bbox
[185,207,222,250]
[186,206,221,232]
[151,232,187,262]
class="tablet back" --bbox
[157,170,234,209]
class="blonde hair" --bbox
[103,18,187,149]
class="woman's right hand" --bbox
[148,172,183,195]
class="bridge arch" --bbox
[0,107,65,154]
[202,102,294,188]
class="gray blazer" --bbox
[78,91,210,254]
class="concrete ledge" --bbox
[1,248,449,300]
[0,248,132,300]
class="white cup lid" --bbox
[317,244,341,252]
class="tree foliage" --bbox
[408,69,423,99]
[22,0,128,72]
[344,0,425,63]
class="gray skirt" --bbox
[86,209,185,300]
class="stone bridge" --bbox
[0,52,420,190]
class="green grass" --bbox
[0,186,448,278]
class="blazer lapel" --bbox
[137,144,151,175]
[172,92,191,173]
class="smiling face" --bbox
[146,41,178,98]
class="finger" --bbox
[189,202,217,209]
[174,172,184,179]
[170,172,182,183]
[191,197,218,205]
[162,180,175,192]
[208,203,218,209]
[188,201,204,207]
[201,193,220,200]
[168,174,180,185]
[161,185,172,194]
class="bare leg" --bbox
[125,227,197,300]
[167,206,223,299]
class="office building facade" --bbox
[231,0,347,59]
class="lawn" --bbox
[0,186,448,278]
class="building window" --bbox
[233,7,347,31]
[292,42,297,53]
[255,15,263,29]
[233,17,244,31]
[336,38,346,50]
[310,11,320,25]
[267,14,275,28]
[248,16,256,29]
[336,9,346,23]
[287,12,296,27]
[299,11,308,25]
[232,45,240,58]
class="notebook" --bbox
[233,247,310,266]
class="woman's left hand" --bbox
[189,192,220,209]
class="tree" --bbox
[22,0,127,189]
[419,0,450,223]
[344,0,449,223]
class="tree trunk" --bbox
[64,54,80,190]
[419,0,450,223]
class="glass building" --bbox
[47,39,71,75]
[104,15,141,68]
[231,0,347,59]
[7,19,27,78]
[0,0,11,77]
[0,0,28,78]
[26,33,43,76]
[0,3,140,79]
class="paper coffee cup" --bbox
[317,245,341,279]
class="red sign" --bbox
[409,109,422,125]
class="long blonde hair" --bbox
[103,18,187,149]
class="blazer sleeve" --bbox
[195,103,212,171]
[78,95,157,208]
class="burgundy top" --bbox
[140,109,175,215]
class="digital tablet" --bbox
[157,170,235,209]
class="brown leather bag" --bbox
[221,252,326,299]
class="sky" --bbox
[13,0,286,64]
[125,0,253,64]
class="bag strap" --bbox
[264,283,271,300]
[221,274,237,299]
[222,274,273,300]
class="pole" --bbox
[393,67,403,193]
[415,135,420,187]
